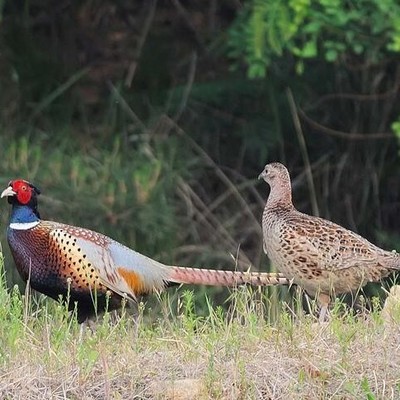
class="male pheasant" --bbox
[2,179,289,322]
[259,162,400,321]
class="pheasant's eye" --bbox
[21,186,27,191]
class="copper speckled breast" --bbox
[7,222,122,321]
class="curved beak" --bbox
[1,186,16,198]
[258,170,266,180]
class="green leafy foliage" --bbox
[228,0,400,78]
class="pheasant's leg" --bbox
[78,318,96,342]
[318,293,331,322]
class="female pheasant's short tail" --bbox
[168,267,290,287]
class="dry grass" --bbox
[1,275,400,400]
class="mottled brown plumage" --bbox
[2,179,290,322]
[259,162,400,320]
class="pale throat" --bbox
[266,179,293,208]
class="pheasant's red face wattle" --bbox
[10,180,33,204]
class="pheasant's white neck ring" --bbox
[10,221,40,230]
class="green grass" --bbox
[0,255,399,399]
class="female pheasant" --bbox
[259,162,400,321]
[2,179,289,322]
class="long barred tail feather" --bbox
[168,267,291,287]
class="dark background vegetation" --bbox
[1,0,400,315]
